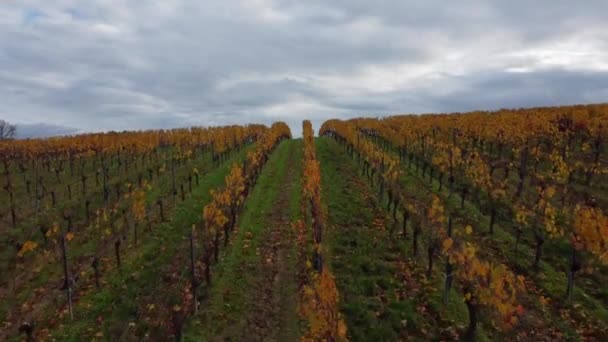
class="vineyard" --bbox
[1,103,607,341]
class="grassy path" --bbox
[316,137,458,341]
[184,139,303,341]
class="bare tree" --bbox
[0,120,16,140]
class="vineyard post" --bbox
[190,227,198,314]
[533,232,544,269]
[489,206,496,235]
[413,220,420,257]
[64,212,73,232]
[378,158,385,201]
[213,230,220,262]
[35,192,41,221]
[204,248,211,286]
[69,155,74,176]
[124,154,129,174]
[172,160,177,206]
[40,224,48,243]
[515,146,528,198]
[115,239,121,270]
[146,210,152,231]
[448,175,454,199]
[566,247,581,300]
[54,168,61,183]
[356,134,360,163]
[34,167,39,201]
[402,208,408,239]
[122,210,130,237]
[85,200,91,224]
[92,257,100,289]
[460,187,467,209]
[157,199,165,222]
[171,157,177,194]
[514,226,523,256]
[18,322,34,342]
[392,194,398,222]
[312,202,324,273]
[443,216,453,304]
[465,299,478,339]
[427,237,436,278]
[103,163,109,207]
[11,204,17,228]
[134,222,138,246]
[61,235,74,320]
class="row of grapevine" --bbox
[2,124,269,340]
[320,119,526,338]
[0,125,265,230]
[199,122,291,286]
[347,106,608,301]
[298,120,347,341]
[158,122,293,339]
[8,126,262,271]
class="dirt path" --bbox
[238,147,298,341]
[186,140,302,341]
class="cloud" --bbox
[1,1,607,137]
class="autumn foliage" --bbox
[299,120,348,341]
[200,122,291,283]
[0,123,274,340]
[442,229,525,335]
[323,104,608,303]
[321,118,528,337]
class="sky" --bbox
[1,1,608,137]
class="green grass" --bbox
[397,149,608,336]
[1,148,214,329]
[184,139,304,341]
[39,146,251,341]
[317,137,469,341]
[5,134,604,341]
[365,136,608,338]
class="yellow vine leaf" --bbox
[464,225,473,235]
[442,238,454,252]
[18,241,38,257]
[66,232,75,241]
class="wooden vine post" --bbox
[61,235,74,320]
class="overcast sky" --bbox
[2,1,608,136]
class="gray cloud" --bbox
[1,1,607,137]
